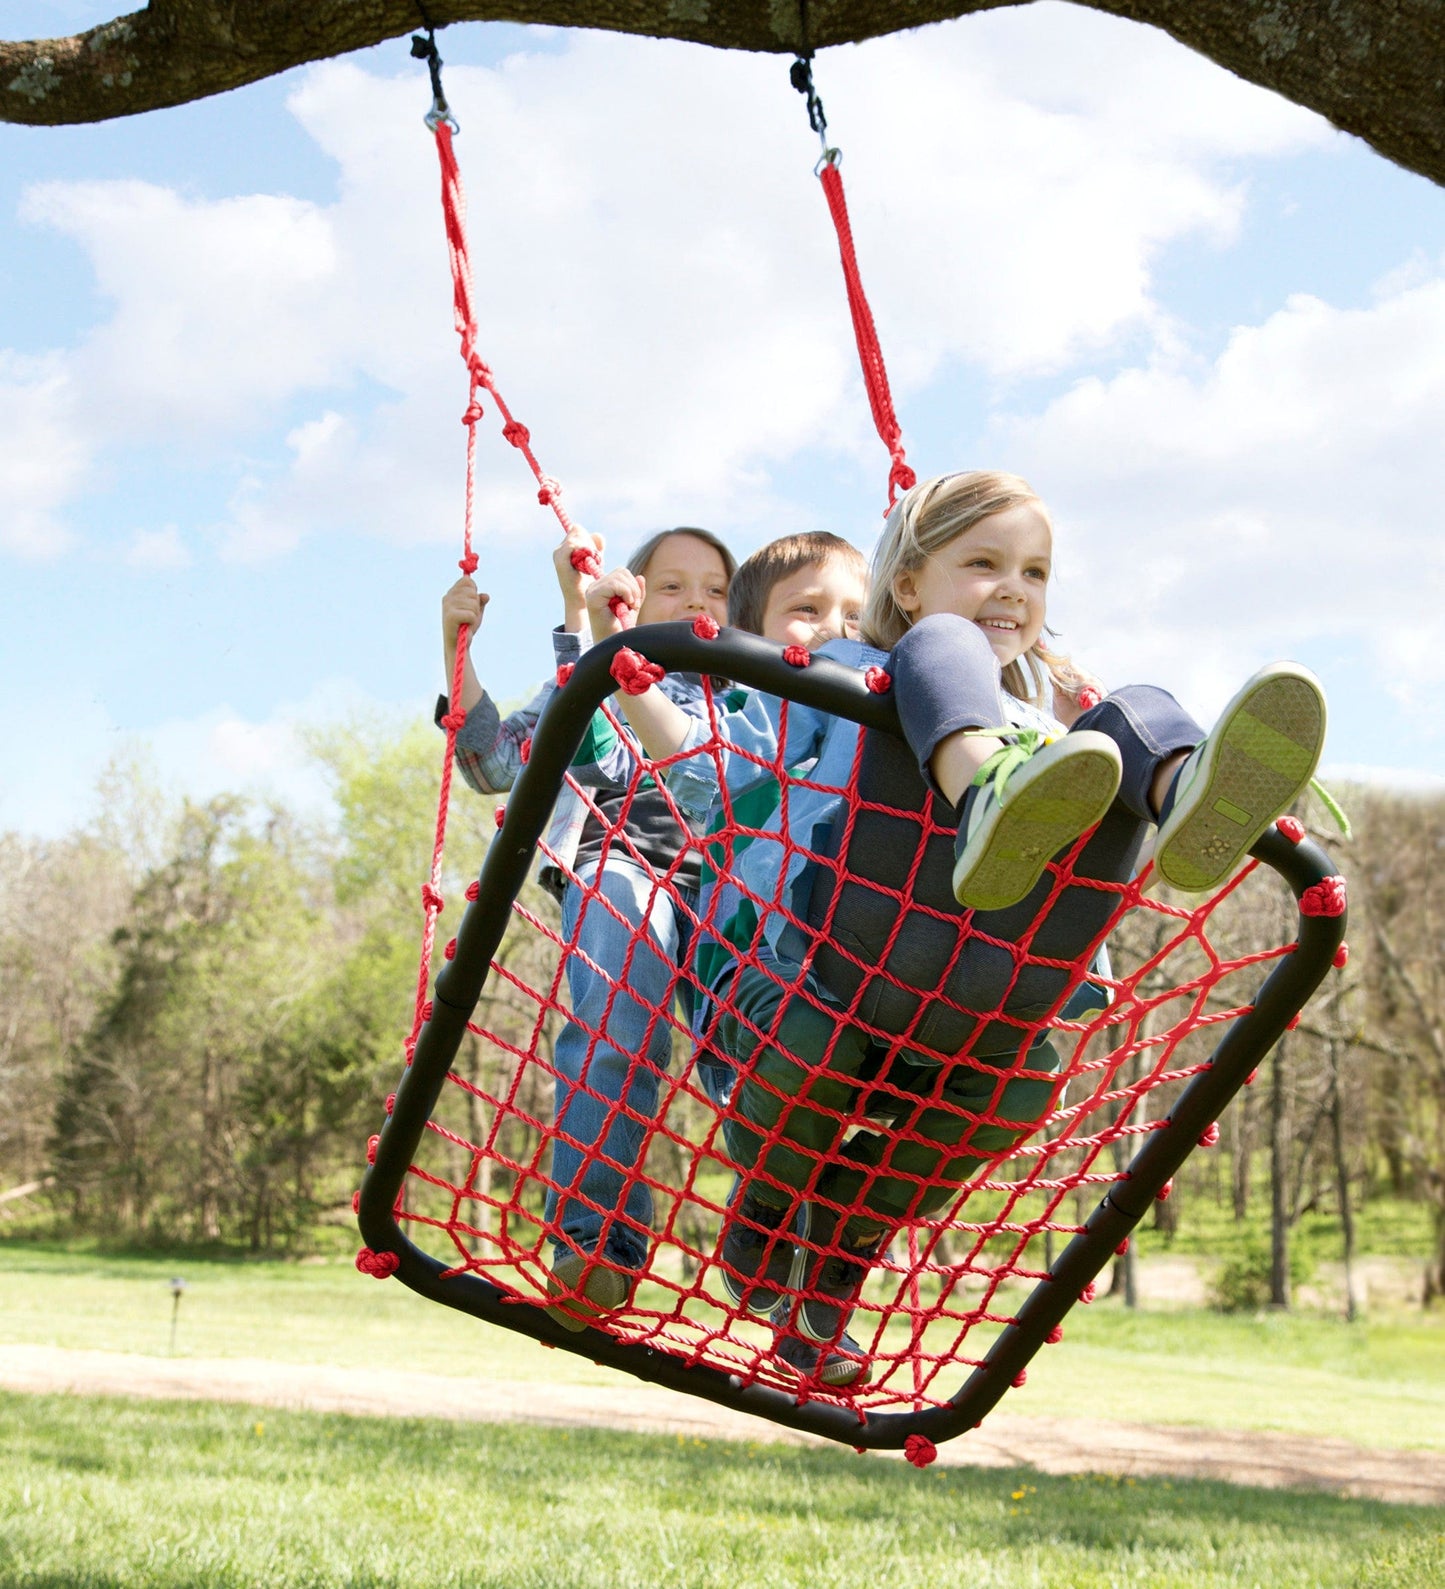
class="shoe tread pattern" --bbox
[956,745,1121,912]
[1156,673,1324,893]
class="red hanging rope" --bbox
[406,111,580,1072]
[817,156,916,510]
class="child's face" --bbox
[636,534,731,627]
[892,502,1051,668]
[760,557,867,649]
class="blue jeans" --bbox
[547,858,697,1272]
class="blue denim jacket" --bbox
[669,637,1060,974]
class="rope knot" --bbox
[465,880,481,902]
[569,546,602,578]
[889,458,917,499]
[1276,815,1305,843]
[904,1435,937,1469]
[555,662,575,687]
[611,647,666,696]
[420,883,444,913]
[440,709,465,731]
[457,551,479,575]
[782,644,811,668]
[1333,942,1350,969]
[537,475,562,506]
[1076,685,1102,712]
[502,420,530,448]
[355,1248,401,1280]
[1300,875,1347,918]
[692,612,720,640]
[864,667,892,694]
[462,401,484,426]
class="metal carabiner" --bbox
[412,30,460,135]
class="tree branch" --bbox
[1,2,1442,188]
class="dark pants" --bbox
[716,614,1203,1224]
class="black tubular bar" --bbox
[359,624,1346,1450]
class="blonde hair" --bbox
[861,470,1084,707]
[727,531,868,636]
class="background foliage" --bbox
[2,722,1441,1312]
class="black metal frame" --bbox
[359,623,1346,1451]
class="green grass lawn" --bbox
[2,1391,1442,1589]
[3,1240,1444,1453]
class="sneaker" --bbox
[953,731,1123,910]
[772,1320,873,1389]
[545,1245,634,1333]
[716,1178,797,1317]
[785,1202,889,1351]
[1154,663,1326,894]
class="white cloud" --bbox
[19,180,344,441]
[999,268,1445,723]
[3,8,1331,568]
[125,525,191,570]
[1322,764,1445,795]
[0,350,86,559]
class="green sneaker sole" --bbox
[1155,666,1325,894]
[954,739,1122,912]
[545,1252,633,1332]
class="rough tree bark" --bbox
[2,3,1443,187]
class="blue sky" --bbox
[3,1,1444,838]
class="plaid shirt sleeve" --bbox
[435,680,553,797]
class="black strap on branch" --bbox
[410,13,457,132]
[790,54,828,146]
[790,4,834,165]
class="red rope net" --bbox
[383,682,1328,1418]
[366,115,1343,1432]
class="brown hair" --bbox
[626,526,737,584]
[727,532,868,636]
[861,470,1080,706]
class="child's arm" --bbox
[583,567,695,762]
[552,525,604,637]
[441,575,490,715]
[1046,658,1107,729]
[439,575,554,797]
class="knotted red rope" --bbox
[817,159,916,510]
[405,117,583,1085]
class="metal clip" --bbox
[411,30,459,135]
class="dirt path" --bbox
[3,1342,1441,1506]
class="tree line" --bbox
[1,718,1441,1310]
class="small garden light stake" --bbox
[168,1276,186,1355]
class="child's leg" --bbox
[546,859,691,1324]
[1149,664,1327,892]
[711,959,872,1201]
[816,1039,1067,1225]
[889,614,1125,909]
[706,959,871,1319]
[891,612,1010,795]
